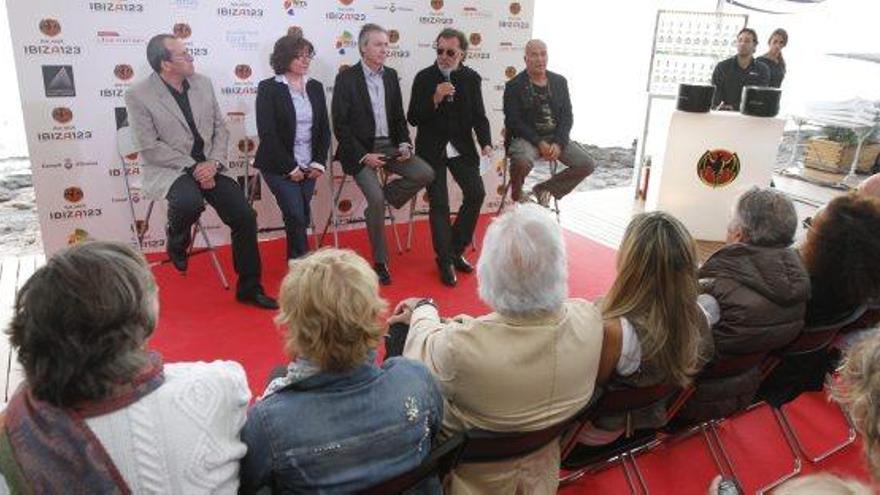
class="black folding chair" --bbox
[356,432,465,495]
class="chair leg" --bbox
[195,220,230,290]
[406,197,416,252]
[386,203,403,255]
[319,174,346,248]
[755,407,804,494]
[495,159,510,216]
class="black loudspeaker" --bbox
[677,84,715,113]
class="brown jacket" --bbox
[681,243,810,421]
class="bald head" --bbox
[524,39,548,79]
[858,173,880,199]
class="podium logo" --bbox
[173,23,192,39]
[697,149,740,188]
[114,64,134,81]
[39,18,62,37]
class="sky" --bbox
[0,0,878,159]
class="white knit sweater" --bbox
[83,360,251,494]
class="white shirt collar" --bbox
[275,73,310,89]
[361,62,384,78]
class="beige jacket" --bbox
[403,299,604,494]
[124,72,231,199]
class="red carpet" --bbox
[147,215,618,394]
[146,215,871,493]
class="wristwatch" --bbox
[412,298,436,311]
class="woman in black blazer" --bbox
[254,28,331,260]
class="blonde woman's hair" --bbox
[834,330,880,480]
[602,212,704,386]
[276,248,388,372]
[774,474,873,495]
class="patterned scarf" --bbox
[0,352,165,494]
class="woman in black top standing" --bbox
[757,28,788,88]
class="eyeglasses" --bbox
[295,53,315,61]
[436,48,458,57]
[170,52,193,61]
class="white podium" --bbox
[646,111,785,241]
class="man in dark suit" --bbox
[503,39,595,206]
[331,23,434,285]
[408,28,491,287]
[126,34,276,309]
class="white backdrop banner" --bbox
[6,0,534,255]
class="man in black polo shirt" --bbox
[126,34,276,309]
[711,28,771,111]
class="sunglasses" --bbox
[436,48,458,57]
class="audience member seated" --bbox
[834,326,880,481]
[389,203,615,494]
[0,241,250,493]
[681,187,809,421]
[566,212,715,459]
[801,194,880,326]
[759,194,880,406]
[238,249,443,494]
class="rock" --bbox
[0,186,12,203]
[0,173,32,190]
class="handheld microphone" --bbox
[444,71,454,103]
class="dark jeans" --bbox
[262,170,316,260]
[427,154,485,263]
[165,173,262,296]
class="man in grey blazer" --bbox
[125,34,276,309]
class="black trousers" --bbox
[165,174,262,295]
[426,154,486,263]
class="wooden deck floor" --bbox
[0,176,841,406]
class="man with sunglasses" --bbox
[408,28,492,287]
[126,34,276,309]
[503,39,595,206]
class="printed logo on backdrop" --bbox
[498,40,525,53]
[284,0,309,16]
[111,108,141,177]
[99,64,135,98]
[697,149,741,188]
[113,185,142,204]
[40,158,99,172]
[224,111,252,172]
[50,186,103,221]
[24,19,83,56]
[225,30,260,51]
[67,228,90,246]
[420,0,453,24]
[37,107,93,142]
[386,30,411,59]
[326,0,367,22]
[467,32,490,61]
[170,0,199,9]
[96,30,146,47]
[221,64,257,96]
[42,66,76,97]
[335,31,357,55]
[461,5,492,19]
[373,2,414,15]
[499,2,530,29]
[217,1,264,17]
[88,1,146,13]
[173,23,209,57]
[494,66,518,91]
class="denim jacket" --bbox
[239,356,443,494]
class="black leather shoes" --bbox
[436,259,457,287]
[374,263,392,286]
[452,255,474,273]
[165,225,189,272]
[236,291,279,310]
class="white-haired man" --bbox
[387,203,617,494]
